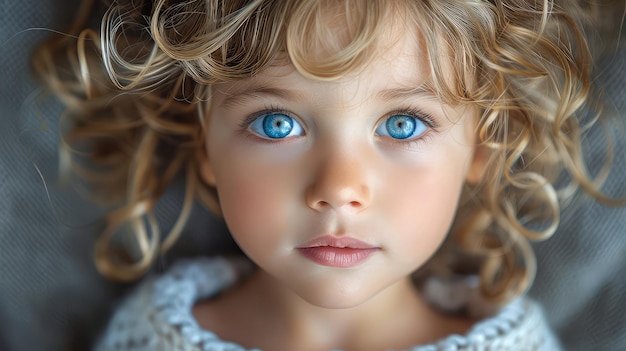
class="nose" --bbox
[305,150,372,213]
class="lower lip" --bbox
[297,247,379,268]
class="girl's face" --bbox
[200,27,484,309]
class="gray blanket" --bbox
[1,1,624,350]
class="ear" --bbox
[465,144,489,185]
[196,143,217,186]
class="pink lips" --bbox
[296,235,380,268]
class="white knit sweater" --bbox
[94,257,561,351]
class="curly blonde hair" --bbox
[32,0,621,304]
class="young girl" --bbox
[33,0,620,350]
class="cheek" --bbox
[219,175,272,233]
[212,157,296,259]
[381,149,471,258]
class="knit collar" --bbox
[149,257,550,351]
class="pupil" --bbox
[387,115,415,139]
[263,114,293,138]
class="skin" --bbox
[195,20,485,351]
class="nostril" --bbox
[348,201,362,208]
[305,184,370,212]
[317,200,330,209]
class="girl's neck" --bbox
[194,268,474,351]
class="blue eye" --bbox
[376,114,427,140]
[249,113,304,139]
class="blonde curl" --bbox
[33,0,622,306]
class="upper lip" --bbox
[297,235,378,249]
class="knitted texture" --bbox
[95,257,561,351]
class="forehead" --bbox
[213,28,433,104]
[218,10,433,94]
[287,1,431,79]
[203,0,467,109]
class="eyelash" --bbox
[377,107,439,149]
[238,105,439,146]
[386,108,438,129]
[237,105,297,144]
[239,105,291,129]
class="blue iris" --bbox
[376,115,426,139]
[263,114,292,138]
[250,113,303,139]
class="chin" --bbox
[291,279,383,310]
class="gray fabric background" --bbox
[1,1,624,350]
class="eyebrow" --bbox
[217,84,307,108]
[376,86,437,101]
[217,82,437,108]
